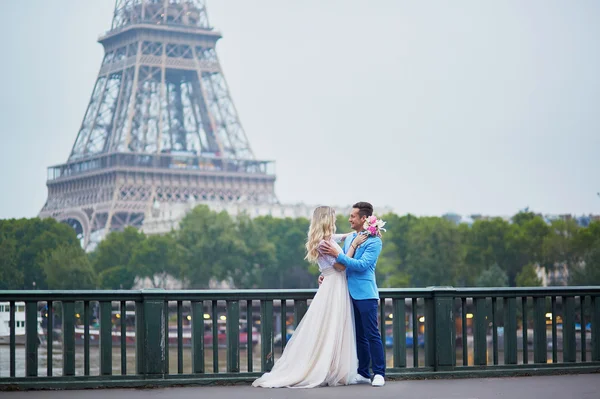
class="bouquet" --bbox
[362,215,386,237]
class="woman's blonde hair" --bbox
[305,206,337,263]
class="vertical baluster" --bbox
[563,296,576,363]
[592,296,600,362]
[84,301,90,376]
[192,300,205,374]
[380,298,386,365]
[424,296,435,368]
[461,298,467,366]
[226,300,240,372]
[121,301,127,375]
[25,301,39,377]
[212,300,218,373]
[393,298,406,368]
[164,300,169,374]
[412,298,418,368]
[533,296,547,364]
[246,300,253,373]
[473,297,487,366]
[261,300,274,372]
[522,297,528,364]
[61,301,75,376]
[135,300,145,375]
[294,300,307,327]
[99,301,113,375]
[551,296,557,364]
[581,296,587,362]
[492,298,498,365]
[280,299,287,351]
[9,301,15,377]
[504,297,517,365]
[177,301,183,374]
[47,301,53,377]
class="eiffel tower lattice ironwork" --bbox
[39,0,277,249]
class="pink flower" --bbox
[368,216,377,225]
[368,226,377,235]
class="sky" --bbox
[1,0,599,220]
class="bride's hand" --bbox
[352,234,368,248]
[333,263,346,272]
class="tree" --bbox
[0,235,23,289]
[129,233,182,288]
[463,218,516,285]
[0,218,83,289]
[515,263,542,287]
[253,216,314,288]
[375,213,415,288]
[40,245,96,289]
[177,205,246,288]
[404,217,464,287]
[92,227,145,289]
[570,247,600,286]
[475,264,509,287]
[540,219,580,285]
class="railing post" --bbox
[504,297,518,364]
[138,289,168,376]
[425,287,456,371]
[25,301,39,377]
[62,301,76,376]
[99,301,113,375]
[591,295,600,362]
[261,300,274,372]
[226,300,240,372]
[191,301,205,373]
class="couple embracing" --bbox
[253,202,386,389]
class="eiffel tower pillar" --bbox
[39,0,277,249]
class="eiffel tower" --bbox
[39,0,277,249]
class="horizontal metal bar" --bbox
[2,286,599,302]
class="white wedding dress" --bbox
[252,236,358,388]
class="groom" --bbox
[320,201,386,387]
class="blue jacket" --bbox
[336,233,382,300]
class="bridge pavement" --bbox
[3,374,599,399]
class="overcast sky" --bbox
[1,0,599,219]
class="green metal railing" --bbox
[1,287,599,390]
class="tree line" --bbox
[1,205,599,290]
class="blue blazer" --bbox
[336,233,382,300]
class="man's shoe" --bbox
[350,374,371,385]
[371,374,385,387]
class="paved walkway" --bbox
[3,374,600,399]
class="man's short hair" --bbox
[353,202,373,218]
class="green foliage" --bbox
[0,218,83,289]
[40,245,96,289]
[515,263,542,287]
[475,264,509,287]
[2,210,600,290]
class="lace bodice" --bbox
[317,234,346,272]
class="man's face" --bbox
[349,208,366,231]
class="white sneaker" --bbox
[350,374,371,385]
[371,374,385,387]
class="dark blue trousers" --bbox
[352,298,385,378]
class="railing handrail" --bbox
[1,286,599,302]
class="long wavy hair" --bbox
[305,206,337,263]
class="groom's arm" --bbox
[335,239,382,272]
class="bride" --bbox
[252,206,367,388]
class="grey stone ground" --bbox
[3,374,600,399]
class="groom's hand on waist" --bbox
[320,241,341,257]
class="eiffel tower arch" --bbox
[39,0,277,249]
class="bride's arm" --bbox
[332,239,361,271]
[332,234,368,271]
[331,233,353,243]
